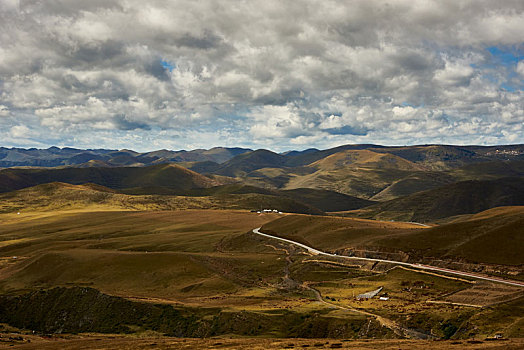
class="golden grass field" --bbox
[0,209,284,304]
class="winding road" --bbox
[253,227,524,288]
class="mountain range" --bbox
[2,144,523,168]
[0,146,252,168]
[0,143,523,221]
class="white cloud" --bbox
[433,57,476,87]
[0,105,9,117]
[392,106,417,119]
[10,125,31,138]
[0,0,522,150]
[517,61,524,77]
[249,105,309,139]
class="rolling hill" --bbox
[2,144,523,170]
[260,206,524,266]
[282,144,387,167]
[260,214,425,251]
[1,145,523,219]
[283,144,524,169]
[309,149,426,172]
[6,182,377,215]
[4,205,520,341]
[349,177,524,222]
[205,146,522,200]
[188,184,375,212]
[370,206,524,265]
[281,149,429,197]
[0,163,221,194]
[214,149,288,177]
[280,188,376,212]
[370,172,457,201]
[0,182,325,214]
[371,144,480,170]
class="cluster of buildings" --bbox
[257,209,283,214]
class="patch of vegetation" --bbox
[0,287,395,339]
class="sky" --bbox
[0,0,523,152]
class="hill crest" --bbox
[309,149,426,171]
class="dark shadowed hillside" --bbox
[351,177,524,222]
[370,172,457,201]
[371,206,524,265]
[214,149,288,177]
[0,163,220,194]
[281,188,376,212]
[186,184,374,212]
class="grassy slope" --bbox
[282,150,428,198]
[0,163,220,194]
[188,184,375,212]
[370,145,480,170]
[260,214,425,251]
[308,149,426,172]
[241,159,524,201]
[371,160,524,201]
[261,207,524,266]
[351,177,524,222]
[370,206,524,265]
[285,167,415,199]
[0,182,324,215]
[214,150,287,177]
[0,210,283,301]
[199,148,430,199]
[281,188,376,212]
[370,172,456,201]
[3,151,523,208]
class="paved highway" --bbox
[253,227,524,288]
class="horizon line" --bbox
[1,142,523,154]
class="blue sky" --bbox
[484,46,523,92]
[0,0,522,152]
[161,60,175,72]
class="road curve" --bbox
[253,227,524,288]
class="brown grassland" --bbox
[0,197,523,347]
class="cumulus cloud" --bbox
[0,105,9,117]
[9,125,31,138]
[517,61,524,77]
[0,0,522,151]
